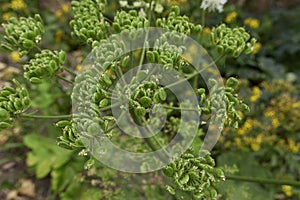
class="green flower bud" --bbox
[0,108,10,121]
[196,88,206,95]
[30,77,43,84]
[102,74,112,85]
[22,97,31,107]
[0,122,12,130]
[146,51,155,63]
[22,39,35,49]
[158,88,167,101]
[135,106,146,117]
[3,86,16,94]
[179,174,189,185]
[226,77,239,88]
[210,188,218,198]
[58,51,66,65]
[56,120,71,128]
[99,98,109,108]
[163,166,174,177]
[13,98,23,111]
[121,55,129,66]
[139,96,152,108]
[166,185,175,195]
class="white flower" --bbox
[138,8,146,18]
[154,3,164,13]
[133,2,142,7]
[200,0,227,13]
[119,0,128,7]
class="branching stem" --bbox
[56,75,74,84]
[63,66,77,77]
[20,114,72,119]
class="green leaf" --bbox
[51,165,77,193]
[24,134,73,178]
[60,181,103,200]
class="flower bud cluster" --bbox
[2,14,44,56]
[211,24,256,57]
[147,32,187,70]
[56,120,84,150]
[70,0,109,46]
[23,50,66,83]
[163,151,225,199]
[156,6,202,35]
[0,79,30,130]
[127,72,167,117]
[201,78,250,128]
[113,10,149,33]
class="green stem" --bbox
[226,175,300,187]
[201,10,206,28]
[200,10,206,44]
[131,112,169,162]
[34,44,42,52]
[163,105,199,112]
[136,0,152,72]
[137,27,149,72]
[194,9,206,88]
[63,66,77,77]
[99,102,120,112]
[20,113,72,119]
[164,54,225,89]
[56,75,74,84]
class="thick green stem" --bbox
[131,112,169,162]
[200,10,206,44]
[226,175,300,187]
[163,105,199,112]
[56,75,74,84]
[136,0,152,72]
[164,54,225,89]
[20,114,72,119]
[63,66,77,77]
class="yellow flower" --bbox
[265,110,280,128]
[244,17,260,29]
[250,142,260,151]
[167,0,187,6]
[292,102,300,108]
[234,138,242,148]
[252,42,262,54]
[76,65,82,71]
[55,10,63,19]
[225,12,237,24]
[10,51,21,62]
[224,141,231,148]
[282,185,293,197]
[61,3,70,13]
[2,12,13,21]
[10,0,27,10]
[203,27,211,35]
[105,69,116,79]
[287,138,299,153]
[250,86,262,102]
[271,118,280,129]
[183,53,193,63]
[188,44,199,56]
[55,30,64,42]
[237,119,253,135]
